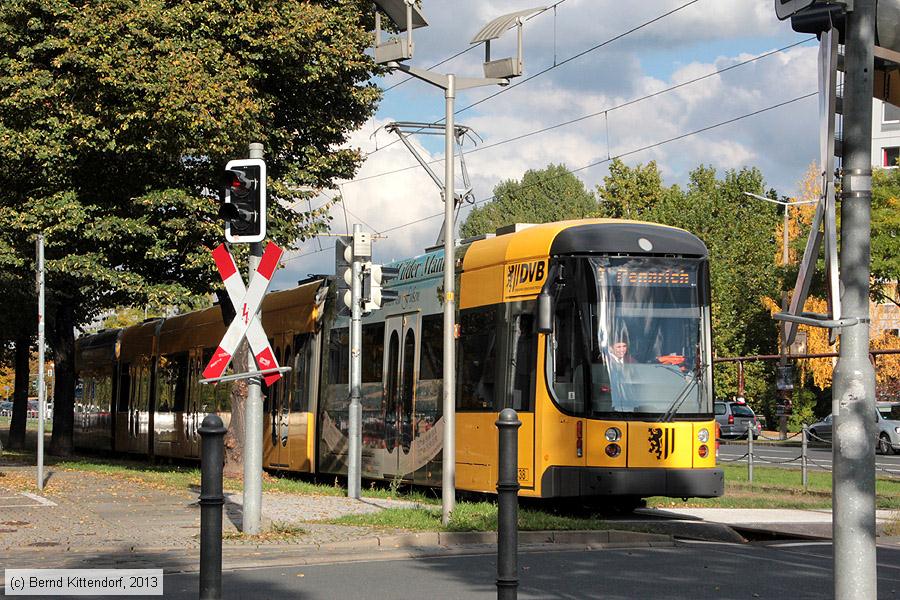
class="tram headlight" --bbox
[605,443,621,458]
[697,428,710,443]
[605,427,622,442]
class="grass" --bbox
[221,521,306,543]
[645,464,900,510]
[0,416,52,433]
[3,445,897,532]
[0,448,434,503]
[327,502,619,533]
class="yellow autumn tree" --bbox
[766,163,900,394]
[762,296,837,389]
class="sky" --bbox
[272,0,820,289]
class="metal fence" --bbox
[718,425,900,490]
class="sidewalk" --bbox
[0,462,896,574]
[0,464,671,575]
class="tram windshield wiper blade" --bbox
[660,365,704,423]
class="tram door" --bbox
[268,333,293,468]
[384,313,419,479]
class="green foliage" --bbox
[788,387,817,430]
[0,0,380,327]
[870,168,900,304]
[459,164,597,238]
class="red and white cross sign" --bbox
[202,242,283,386]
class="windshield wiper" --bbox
[660,364,705,422]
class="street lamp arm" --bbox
[387,61,508,90]
[388,61,450,89]
[455,75,510,90]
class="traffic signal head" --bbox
[363,264,400,312]
[221,158,266,243]
[334,235,354,315]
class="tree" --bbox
[598,162,782,408]
[595,159,680,220]
[0,0,381,456]
[459,164,597,238]
[870,168,900,306]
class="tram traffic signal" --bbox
[363,264,400,312]
[221,159,266,243]
[334,235,354,315]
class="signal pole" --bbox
[833,0,877,597]
[36,234,45,491]
[348,224,365,499]
[243,142,265,534]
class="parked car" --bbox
[807,409,900,455]
[876,405,900,455]
[807,414,833,443]
[714,400,761,439]
[27,400,38,418]
[0,400,12,416]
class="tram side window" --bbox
[133,364,151,413]
[157,353,187,413]
[457,307,498,411]
[418,315,443,381]
[118,364,131,412]
[292,335,310,412]
[96,374,113,413]
[199,348,231,413]
[552,298,585,413]
[361,323,385,383]
[328,327,349,385]
[509,314,536,412]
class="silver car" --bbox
[807,409,900,455]
[714,401,761,439]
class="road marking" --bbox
[20,492,56,507]
[0,492,56,508]
[770,541,832,548]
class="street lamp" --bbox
[372,1,543,525]
[744,191,817,438]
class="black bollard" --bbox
[496,408,521,600]
[199,414,226,600]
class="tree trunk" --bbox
[48,303,75,457]
[223,341,248,477]
[7,337,31,450]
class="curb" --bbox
[0,528,674,573]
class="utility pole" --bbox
[35,234,45,491]
[833,0,877,597]
[243,142,265,535]
[371,2,540,525]
[347,224,366,499]
[779,207,791,440]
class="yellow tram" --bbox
[74,219,723,500]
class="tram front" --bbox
[538,223,724,499]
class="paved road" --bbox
[719,442,900,477]
[13,540,897,600]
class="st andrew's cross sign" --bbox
[202,242,284,386]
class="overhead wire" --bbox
[360,0,702,161]
[344,37,816,187]
[379,0,570,94]
[280,91,817,266]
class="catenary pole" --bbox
[442,74,457,526]
[833,1,877,597]
[242,142,265,534]
[348,224,363,499]
[36,234,45,491]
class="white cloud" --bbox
[275,3,822,288]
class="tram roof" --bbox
[462,219,707,271]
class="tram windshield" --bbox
[547,256,711,418]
